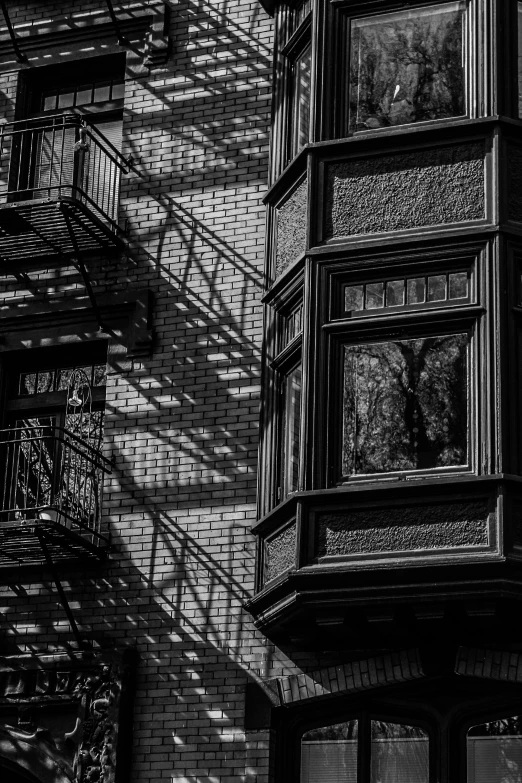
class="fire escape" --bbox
[0,114,129,572]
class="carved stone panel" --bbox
[264,521,297,584]
[325,142,485,239]
[316,500,490,558]
[0,649,134,783]
[275,179,307,278]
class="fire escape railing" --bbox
[0,426,111,549]
[0,114,129,230]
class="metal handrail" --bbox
[0,425,111,546]
[0,114,129,227]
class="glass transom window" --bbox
[348,2,466,133]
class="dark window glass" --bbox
[467,716,522,783]
[295,0,312,30]
[289,45,312,160]
[371,721,429,783]
[349,2,466,132]
[281,363,302,496]
[342,334,468,476]
[301,720,358,783]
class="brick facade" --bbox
[0,2,307,782]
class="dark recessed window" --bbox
[348,2,466,133]
[280,362,302,497]
[289,44,312,160]
[342,334,469,477]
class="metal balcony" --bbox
[0,426,111,566]
[0,114,128,267]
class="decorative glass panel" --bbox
[289,45,312,160]
[76,85,93,105]
[371,721,429,783]
[282,364,302,496]
[58,89,75,109]
[301,720,358,783]
[342,334,468,476]
[111,80,125,101]
[344,272,469,315]
[467,716,522,783]
[349,2,466,132]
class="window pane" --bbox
[427,275,447,302]
[19,372,37,396]
[371,721,429,783]
[342,334,468,476]
[407,278,426,304]
[94,82,111,103]
[42,91,57,112]
[111,80,125,101]
[282,364,302,496]
[449,271,468,299]
[366,282,385,309]
[386,280,405,307]
[289,45,312,160]
[468,716,522,783]
[37,370,55,393]
[349,2,466,132]
[302,721,358,783]
[76,85,93,105]
[58,89,75,109]
[345,285,364,312]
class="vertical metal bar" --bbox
[36,529,89,650]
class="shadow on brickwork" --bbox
[0,2,291,776]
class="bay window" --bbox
[347,1,467,133]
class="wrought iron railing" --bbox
[0,114,129,228]
[0,426,111,547]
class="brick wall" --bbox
[0,2,309,782]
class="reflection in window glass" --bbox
[449,271,468,299]
[342,334,468,476]
[427,275,447,302]
[366,282,385,309]
[281,364,302,497]
[467,716,522,783]
[407,278,426,305]
[345,285,364,312]
[371,721,429,783]
[386,280,405,307]
[349,2,466,132]
[289,45,312,161]
[301,720,358,783]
